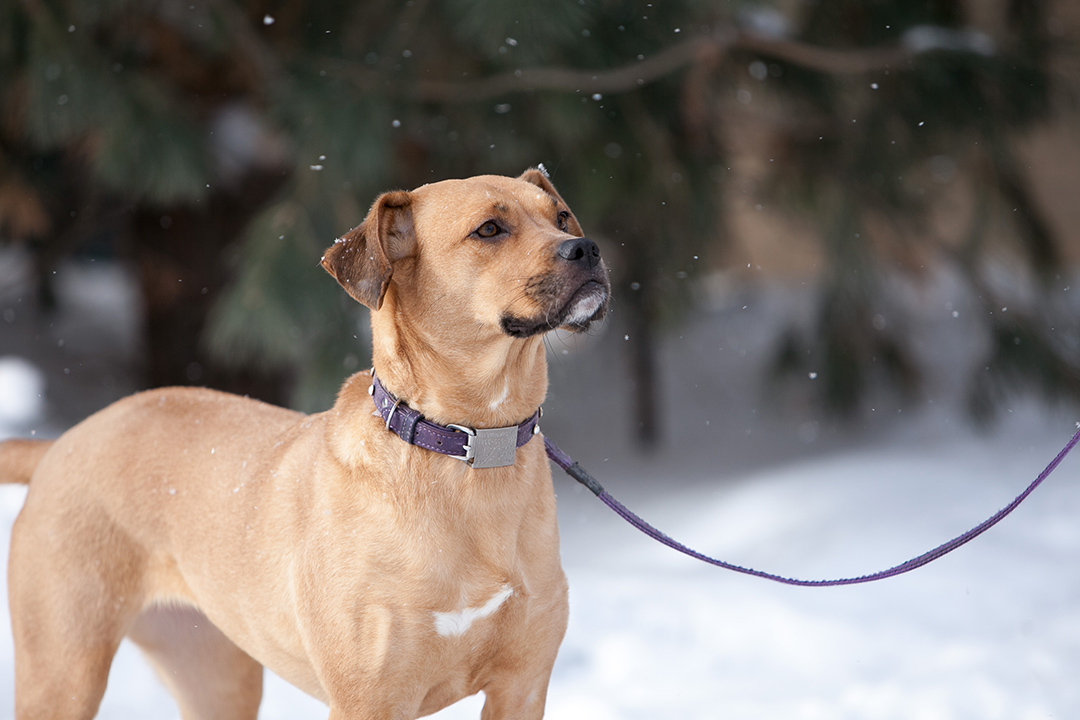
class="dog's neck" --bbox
[368,304,548,430]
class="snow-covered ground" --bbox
[3,413,1078,719]
[547,418,1080,720]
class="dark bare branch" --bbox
[411,30,912,104]
[415,36,717,102]
[735,32,910,75]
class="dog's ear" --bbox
[518,167,570,207]
[518,167,583,235]
[321,190,415,310]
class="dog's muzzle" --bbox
[500,237,610,338]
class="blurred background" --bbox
[2,0,1080,718]
[1,0,1078,453]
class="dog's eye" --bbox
[475,221,503,239]
[556,211,570,232]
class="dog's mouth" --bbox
[560,279,608,329]
[501,277,610,339]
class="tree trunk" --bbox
[130,170,291,406]
[622,265,660,450]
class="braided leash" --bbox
[545,429,1080,587]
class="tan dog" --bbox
[0,169,609,719]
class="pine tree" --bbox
[759,0,1079,421]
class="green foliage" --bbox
[273,78,392,199]
[22,7,210,204]
[205,200,367,412]
[25,20,114,147]
[439,0,598,63]
[92,91,209,205]
[764,0,1073,419]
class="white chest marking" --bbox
[489,379,510,411]
[433,585,514,638]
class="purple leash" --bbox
[363,376,1079,586]
[545,429,1080,587]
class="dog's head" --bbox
[321,169,610,340]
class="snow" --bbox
[0,357,43,429]
[2,416,1078,719]
[902,25,996,58]
[547,424,1080,720]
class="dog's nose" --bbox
[557,238,601,269]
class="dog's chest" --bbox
[291,453,566,706]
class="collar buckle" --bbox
[448,424,519,468]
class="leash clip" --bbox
[448,424,518,469]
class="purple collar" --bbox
[369,372,541,468]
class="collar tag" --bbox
[449,424,519,468]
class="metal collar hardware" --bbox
[370,371,540,469]
[448,425,521,469]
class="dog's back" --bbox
[0,438,52,485]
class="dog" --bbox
[0,168,610,719]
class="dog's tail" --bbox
[0,439,53,485]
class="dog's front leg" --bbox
[480,670,555,720]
